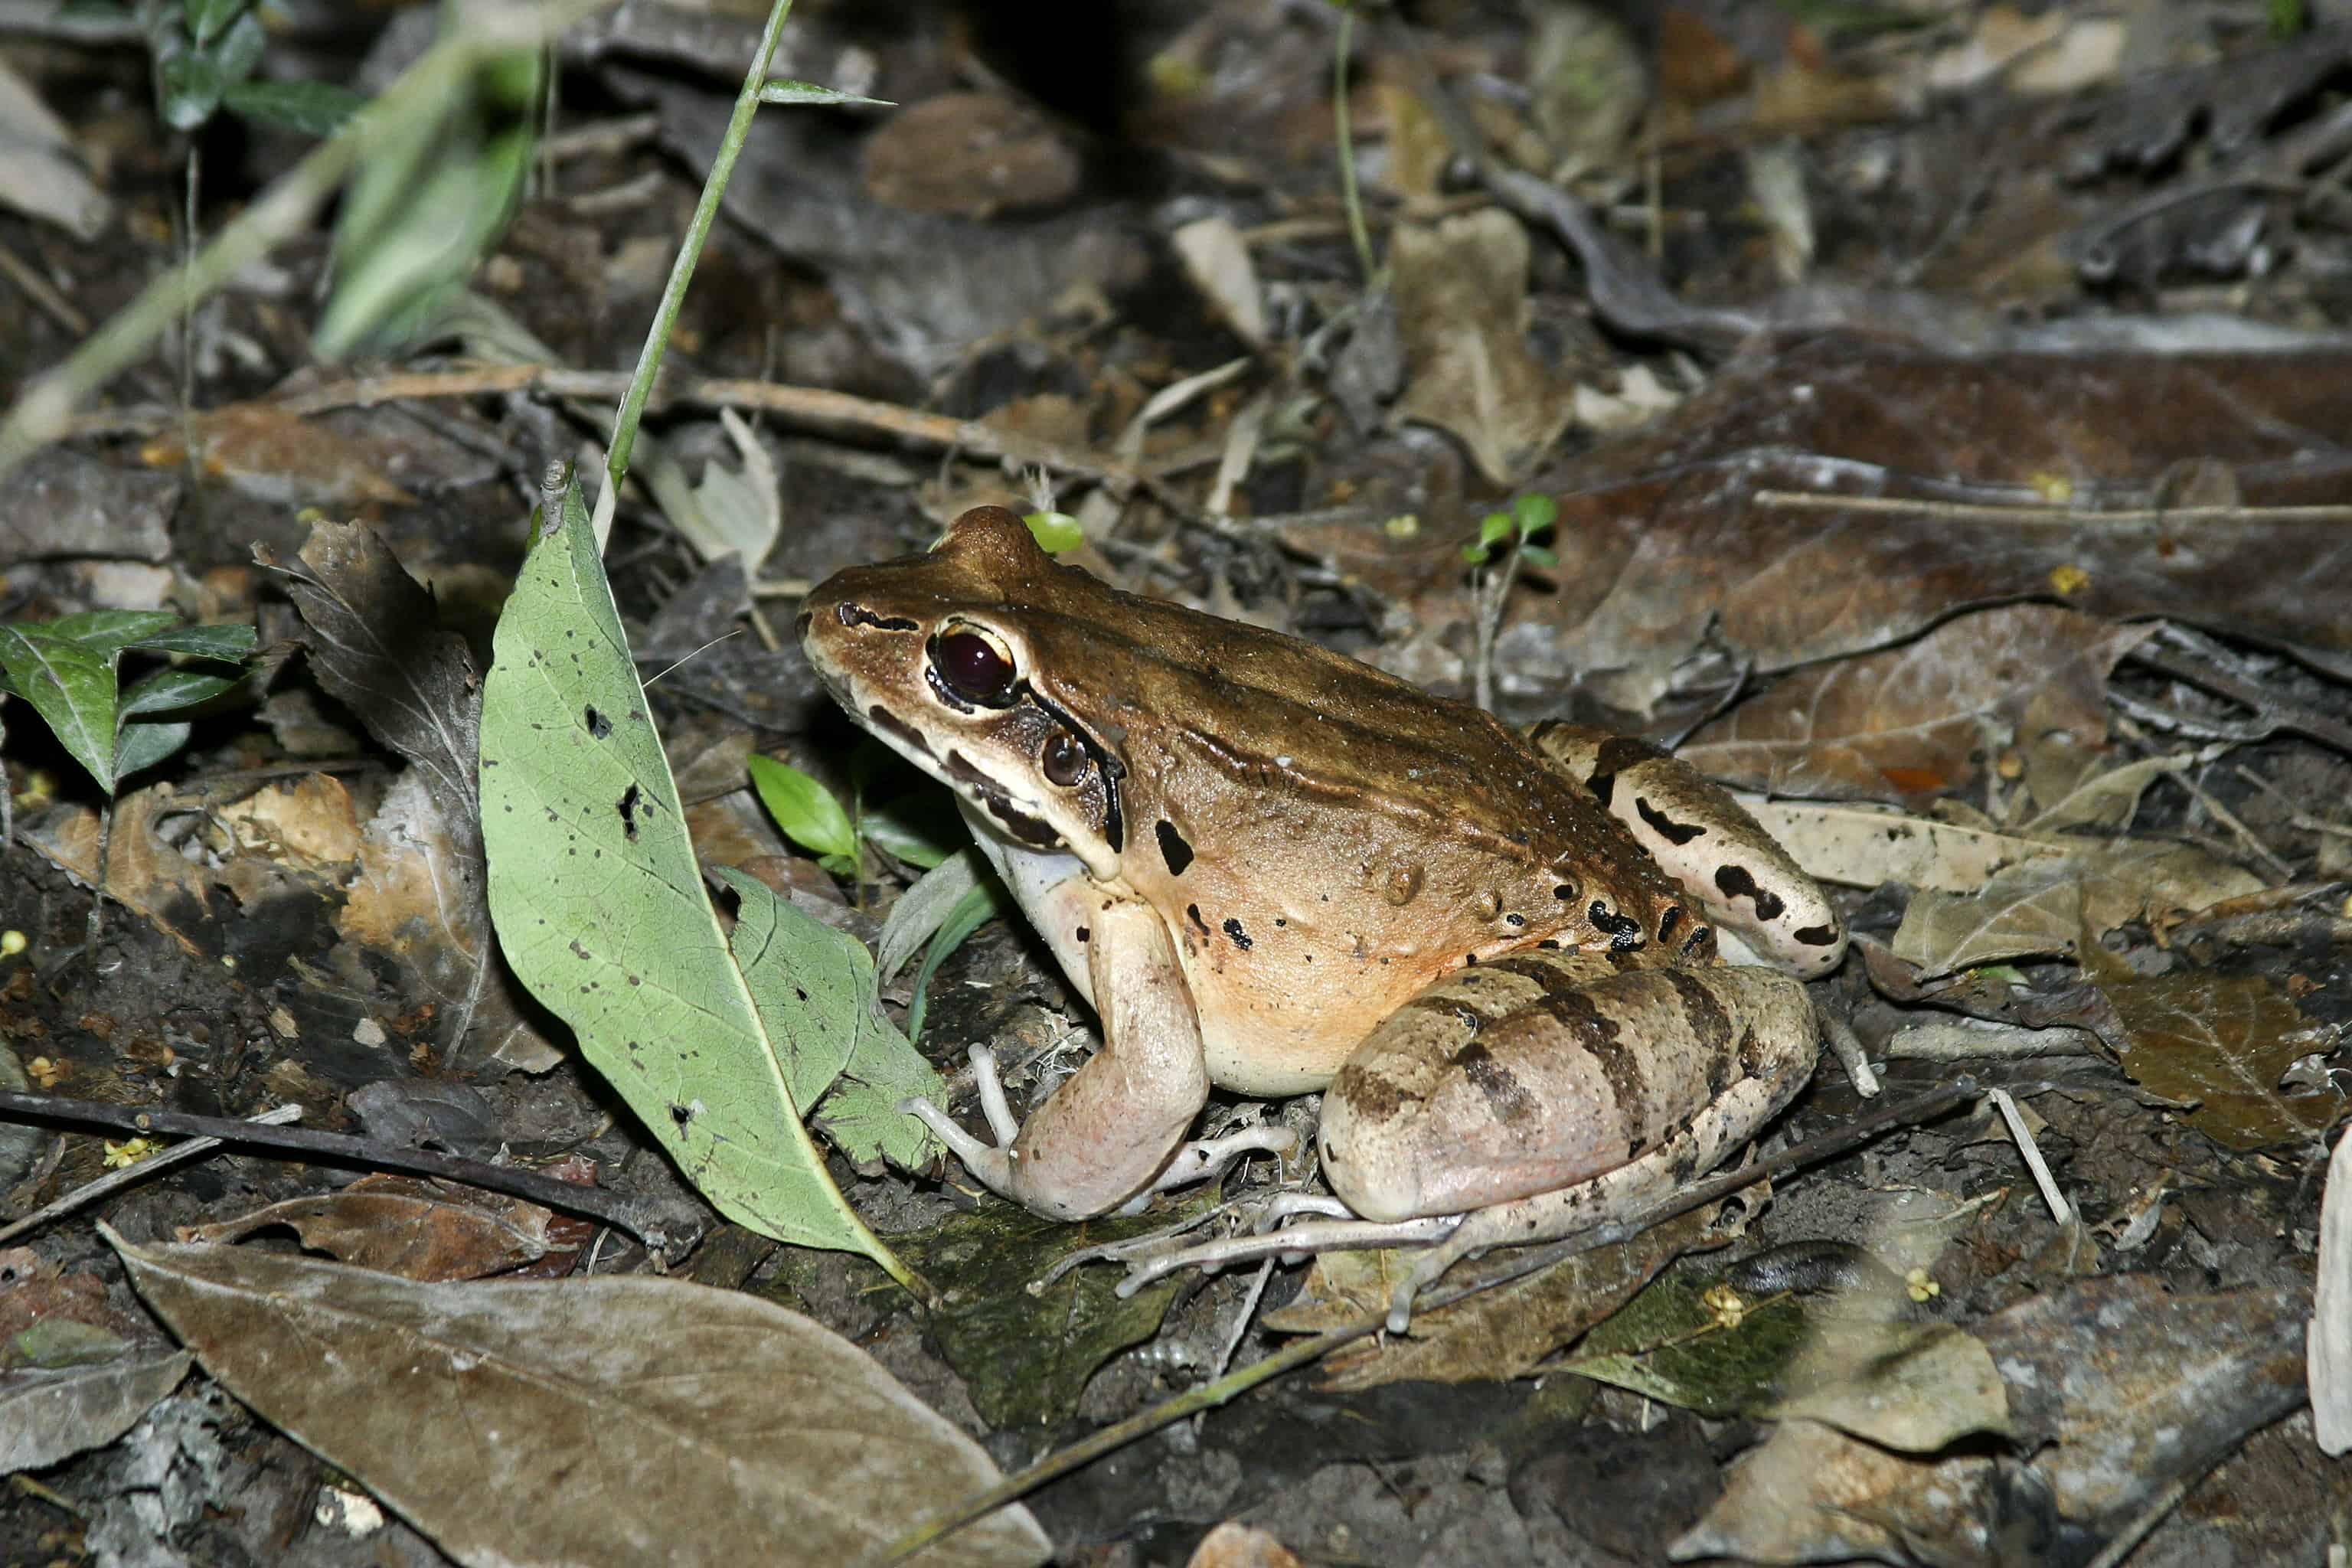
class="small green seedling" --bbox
[0,612,255,795]
[1462,492,1560,568]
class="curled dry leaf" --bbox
[109,1230,1050,1568]
[1680,605,2150,802]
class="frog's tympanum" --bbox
[800,507,1847,1300]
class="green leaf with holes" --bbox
[479,476,913,1287]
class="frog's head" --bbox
[799,505,1129,879]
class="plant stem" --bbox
[593,0,796,537]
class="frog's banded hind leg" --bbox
[1522,720,1846,977]
[902,894,1295,1220]
[1317,955,1817,1230]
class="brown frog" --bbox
[799,506,1844,1293]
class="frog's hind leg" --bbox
[1316,957,1817,1226]
[1522,720,1846,977]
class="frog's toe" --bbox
[900,1091,1017,1193]
[1145,1123,1298,1197]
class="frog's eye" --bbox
[1041,730,1087,787]
[931,626,1017,707]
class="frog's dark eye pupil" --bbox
[1042,731,1086,787]
[934,630,1014,704]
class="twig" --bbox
[0,1104,302,1246]
[0,1089,679,1247]
[1753,489,2352,532]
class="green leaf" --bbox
[1022,510,1086,553]
[874,848,992,988]
[1478,511,1515,548]
[157,48,224,131]
[49,611,179,652]
[0,623,128,792]
[183,0,250,49]
[1520,544,1559,568]
[117,667,237,720]
[746,754,858,863]
[207,8,265,86]
[862,788,964,870]
[124,622,256,661]
[113,720,192,782]
[906,881,1001,1044]
[316,49,541,358]
[222,77,364,137]
[712,868,872,1115]
[479,477,910,1285]
[758,78,894,108]
[1510,491,1559,536]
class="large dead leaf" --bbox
[1679,605,2148,801]
[1676,1276,2310,1564]
[109,1230,1050,1568]
[1390,208,1579,485]
[1890,840,2262,976]
[2081,937,2339,1147]
[1514,334,2352,702]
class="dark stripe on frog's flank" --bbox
[1222,916,1252,950]
[1592,733,1669,775]
[1449,1040,1540,1126]
[1635,795,1707,846]
[1795,923,1841,947]
[1713,864,1786,923]
[864,704,936,760]
[1156,819,1194,875]
[1327,1063,1419,1122]
[1530,988,1650,1132]
[1661,969,1737,1095]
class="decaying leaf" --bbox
[109,1230,1051,1567]
[1268,1202,1741,1391]
[1681,606,2148,802]
[2082,934,2337,1147]
[178,1174,584,1282]
[897,1200,1203,1430]
[1889,839,2262,977]
[1390,208,1579,484]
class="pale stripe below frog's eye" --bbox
[1042,730,1087,786]
[932,626,1017,706]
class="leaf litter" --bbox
[0,4,2347,1565]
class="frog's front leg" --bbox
[903,894,1220,1220]
[1317,954,1817,1225]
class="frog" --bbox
[798,505,1847,1314]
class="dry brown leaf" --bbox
[1390,208,1578,485]
[110,1232,1050,1568]
[1890,841,2262,976]
[178,1174,583,1283]
[1270,1204,1741,1391]
[2082,934,2337,1147]
[142,403,416,505]
[1681,605,2148,802]
[1516,335,2352,703]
